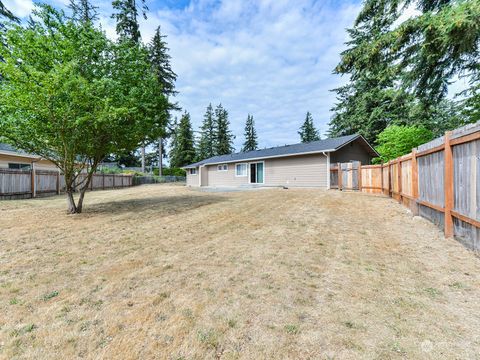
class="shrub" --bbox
[374,125,433,163]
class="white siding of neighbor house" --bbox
[0,154,58,171]
[206,163,250,187]
[264,153,328,187]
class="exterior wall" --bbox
[0,154,58,171]
[206,163,250,187]
[264,153,328,187]
[186,170,199,187]
[330,140,373,165]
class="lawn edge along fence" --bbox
[331,121,480,251]
[0,170,133,200]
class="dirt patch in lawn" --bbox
[1,185,480,359]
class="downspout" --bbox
[323,152,330,190]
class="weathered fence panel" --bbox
[0,169,31,199]
[340,161,360,191]
[0,169,133,200]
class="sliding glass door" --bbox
[250,162,264,184]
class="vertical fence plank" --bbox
[411,149,419,215]
[444,131,454,238]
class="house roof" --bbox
[184,134,378,168]
[0,142,40,159]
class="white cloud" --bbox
[8,0,363,150]
[3,0,34,18]
[138,0,362,149]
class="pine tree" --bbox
[197,104,216,160]
[298,112,320,143]
[148,26,177,97]
[169,112,196,168]
[112,0,149,171]
[148,26,177,174]
[111,0,147,43]
[242,114,258,152]
[69,0,98,23]
[214,104,235,155]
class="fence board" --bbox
[0,170,133,200]
[360,165,382,194]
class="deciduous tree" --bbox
[0,4,168,213]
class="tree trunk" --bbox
[158,137,162,176]
[141,146,146,173]
[76,187,88,213]
[66,190,77,214]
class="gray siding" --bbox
[186,171,199,186]
[264,153,327,187]
[206,163,249,187]
[330,139,373,165]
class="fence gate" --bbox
[330,161,361,191]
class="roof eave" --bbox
[201,149,334,166]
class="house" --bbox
[183,134,378,189]
[0,143,58,171]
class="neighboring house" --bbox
[183,134,378,189]
[0,143,58,171]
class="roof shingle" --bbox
[184,134,376,168]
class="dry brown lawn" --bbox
[1,185,480,359]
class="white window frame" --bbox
[189,168,197,175]
[217,164,228,172]
[235,163,248,177]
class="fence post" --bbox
[103,173,105,190]
[358,162,362,192]
[338,163,342,191]
[31,162,36,198]
[397,159,402,204]
[56,170,60,195]
[411,149,419,215]
[444,131,454,238]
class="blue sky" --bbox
[5,0,363,150]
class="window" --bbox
[235,163,248,177]
[217,164,228,171]
[189,168,197,175]
[8,163,30,170]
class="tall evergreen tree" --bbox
[214,104,235,155]
[111,0,147,43]
[112,0,149,171]
[169,112,196,168]
[148,25,177,174]
[298,112,320,143]
[242,114,258,152]
[197,104,216,160]
[148,26,177,97]
[69,0,98,23]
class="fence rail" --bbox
[332,121,480,251]
[0,169,133,200]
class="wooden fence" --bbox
[0,169,133,200]
[334,121,480,251]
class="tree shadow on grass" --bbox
[83,194,227,216]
